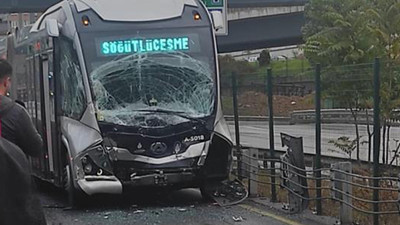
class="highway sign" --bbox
[201,0,228,35]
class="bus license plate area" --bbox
[154,173,168,186]
[128,171,196,187]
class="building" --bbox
[7,13,40,29]
[0,14,8,59]
[0,13,41,59]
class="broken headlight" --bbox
[80,145,113,176]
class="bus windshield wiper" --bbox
[134,109,207,125]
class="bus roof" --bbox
[76,0,198,22]
[31,0,200,34]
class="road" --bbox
[38,183,316,225]
[228,121,400,163]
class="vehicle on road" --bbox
[7,0,232,205]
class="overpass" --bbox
[217,11,304,52]
[229,0,308,7]
[0,0,307,53]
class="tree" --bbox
[257,49,271,67]
[329,136,358,159]
[304,0,400,164]
[303,0,377,66]
[303,0,375,161]
[321,65,372,161]
[366,0,400,164]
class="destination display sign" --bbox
[100,37,190,55]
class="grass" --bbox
[272,59,310,71]
[221,92,315,117]
[254,59,312,77]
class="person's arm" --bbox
[15,107,44,157]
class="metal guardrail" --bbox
[224,109,400,126]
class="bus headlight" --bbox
[79,145,113,176]
[84,163,93,174]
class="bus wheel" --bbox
[200,181,218,202]
[200,185,213,202]
[64,164,87,208]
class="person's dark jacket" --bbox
[0,95,43,157]
[0,138,47,225]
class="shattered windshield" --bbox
[81,29,216,127]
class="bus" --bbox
[7,0,233,205]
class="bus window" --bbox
[58,37,86,119]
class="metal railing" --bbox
[232,149,400,223]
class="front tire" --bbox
[64,164,87,208]
[200,180,219,202]
[200,185,213,201]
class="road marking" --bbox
[239,204,304,225]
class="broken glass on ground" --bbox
[203,179,249,207]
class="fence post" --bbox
[249,148,259,197]
[332,162,353,225]
[373,58,381,225]
[397,175,400,213]
[315,64,322,215]
[232,72,242,180]
[267,68,277,202]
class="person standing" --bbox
[0,59,46,224]
[0,138,47,225]
[0,59,43,157]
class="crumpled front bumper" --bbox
[126,171,197,187]
[77,175,123,195]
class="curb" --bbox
[247,198,338,225]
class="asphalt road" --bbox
[38,183,307,225]
[228,121,400,162]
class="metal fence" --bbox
[232,147,400,225]
[224,58,400,225]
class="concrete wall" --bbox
[290,109,382,125]
[228,6,305,20]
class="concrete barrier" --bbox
[224,115,292,125]
[291,109,374,125]
[225,109,400,126]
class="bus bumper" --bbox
[77,175,123,195]
[125,170,197,187]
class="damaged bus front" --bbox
[68,0,233,200]
[9,0,233,205]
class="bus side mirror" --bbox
[45,19,60,37]
[210,10,224,31]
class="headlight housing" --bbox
[79,145,113,176]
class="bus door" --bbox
[39,53,59,182]
[28,53,50,178]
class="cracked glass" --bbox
[59,37,86,119]
[81,28,216,127]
